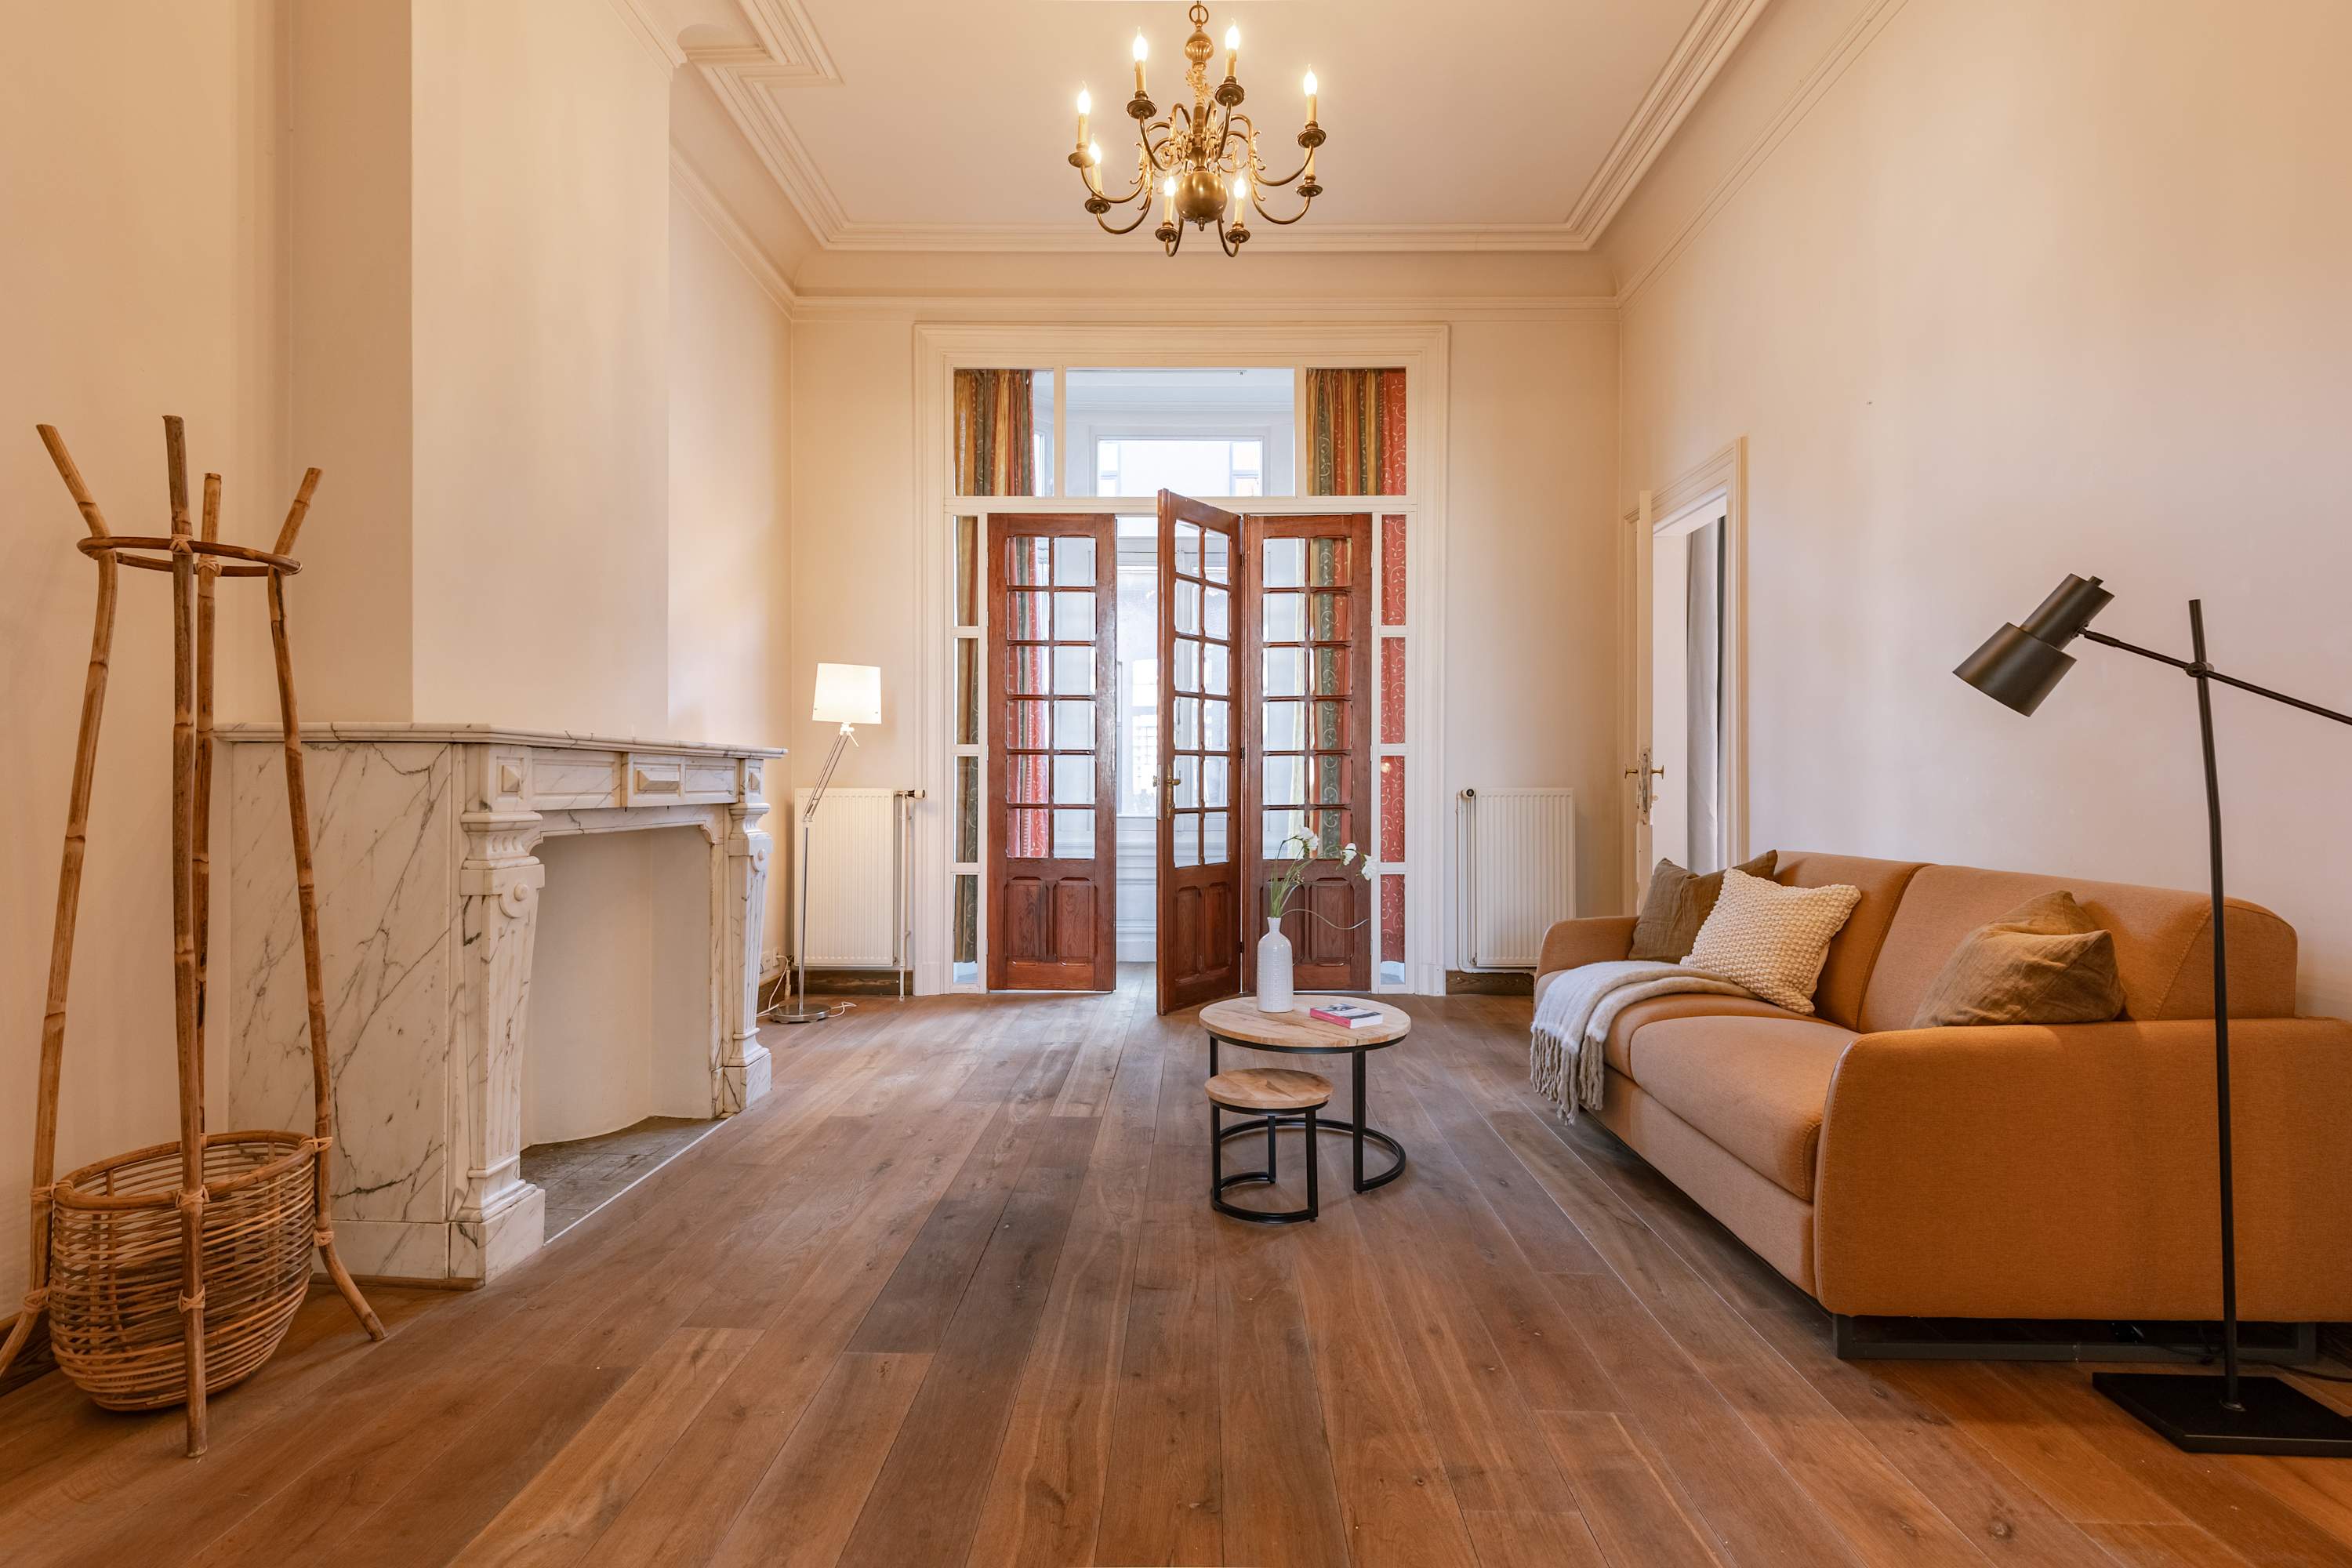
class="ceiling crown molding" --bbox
[672,149,800,312]
[670,0,1769,256]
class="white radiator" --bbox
[1461,788,1576,968]
[791,787,909,967]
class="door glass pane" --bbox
[1265,647,1306,698]
[1054,535,1096,586]
[1008,699,1050,747]
[1381,637,1405,743]
[1202,754,1230,807]
[1203,585,1231,638]
[1008,808,1048,857]
[1172,697,1200,750]
[1053,808,1094,858]
[956,873,978,967]
[1054,754,1094,804]
[1173,637,1201,693]
[1312,700,1345,749]
[1263,701,1305,751]
[956,639,978,745]
[956,756,978,862]
[1054,646,1094,694]
[955,516,979,626]
[1309,592,1345,641]
[1054,699,1094,749]
[1011,536,1051,585]
[1312,646,1346,696]
[1264,809,1306,859]
[1054,590,1094,641]
[1174,579,1201,634]
[1174,521,1202,578]
[1203,699,1229,750]
[1010,591,1050,639]
[1380,756,1404,861]
[1264,593,1304,643]
[1203,530,1230,583]
[1264,537,1304,588]
[1381,514,1406,625]
[1009,753,1049,804]
[1174,814,1200,867]
[1264,754,1304,805]
[1202,811,1229,864]
[1313,809,1346,855]
[1012,645,1051,693]
[1171,753,1198,808]
[1308,538,1348,586]
[1203,643,1230,696]
[1311,755,1345,805]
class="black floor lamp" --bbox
[1956,574,2352,1457]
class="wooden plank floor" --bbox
[6,966,2350,1567]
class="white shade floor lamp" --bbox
[776,662,882,1025]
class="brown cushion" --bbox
[1907,891,2125,1029]
[1628,851,1778,961]
[1629,1015,1857,1200]
[1857,862,2299,1033]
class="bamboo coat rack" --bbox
[0,417,384,1457]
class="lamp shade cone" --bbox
[1956,623,2076,715]
[812,662,882,725]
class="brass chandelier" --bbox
[1069,3,1325,256]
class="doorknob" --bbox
[1623,749,1665,818]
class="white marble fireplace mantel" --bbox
[217,722,783,1285]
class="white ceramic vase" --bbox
[1257,916,1295,1013]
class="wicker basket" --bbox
[47,1131,318,1410]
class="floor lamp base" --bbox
[2093,1371,2352,1457]
[771,1005,837,1025]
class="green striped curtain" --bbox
[953,369,1036,495]
[1306,368,1407,495]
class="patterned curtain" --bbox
[1305,368,1407,495]
[953,368,1036,496]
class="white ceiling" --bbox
[628,0,1770,252]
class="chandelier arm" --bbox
[1087,158,1152,207]
[1253,151,1311,189]
[1095,198,1160,237]
[1247,186,1315,226]
[1216,215,1243,257]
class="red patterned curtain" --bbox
[1305,368,1407,495]
[953,368,1036,495]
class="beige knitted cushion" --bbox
[1685,867,1864,1014]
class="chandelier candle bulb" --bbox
[1224,23,1238,77]
[1076,86,1090,147]
[1304,68,1318,122]
[1133,30,1149,93]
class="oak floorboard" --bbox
[5,984,2349,1568]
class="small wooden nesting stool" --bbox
[1207,1068,1332,1225]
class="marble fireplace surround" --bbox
[218,723,782,1286]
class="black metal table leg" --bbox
[1352,1047,1366,1190]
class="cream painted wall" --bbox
[669,188,796,969]
[409,0,673,735]
[1611,0,2352,1013]
[2,2,286,1308]
[784,308,1625,973]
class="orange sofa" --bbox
[1535,852,2352,1331]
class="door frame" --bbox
[1621,437,1750,908]
[915,322,1450,997]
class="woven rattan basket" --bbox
[0,418,383,1456]
[48,1131,318,1410]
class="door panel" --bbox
[1156,492,1245,1014]
[989,515,1116,991]
[1243,514,1373,993]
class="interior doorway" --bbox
[1627,442,1749,901]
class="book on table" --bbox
[1308,1002,1383,1029]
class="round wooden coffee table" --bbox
[1198,996,1412,1192]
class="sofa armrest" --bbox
[1537,916,1637,978]
[1814,1017,2352,1321]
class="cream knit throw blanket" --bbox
[1530,960,1755,1119]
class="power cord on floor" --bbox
[755,968,862,1024]
[2113,1322,2352,1383]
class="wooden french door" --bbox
[1243,514,1374,992]
[987,515,1117,991]
[1156,492,1245,1013]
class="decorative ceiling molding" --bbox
[783,293,1618,324]
[657,0,1770,256]
[671,149,800,312]
[608,0,687,69]
[1616,0,1910,307]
